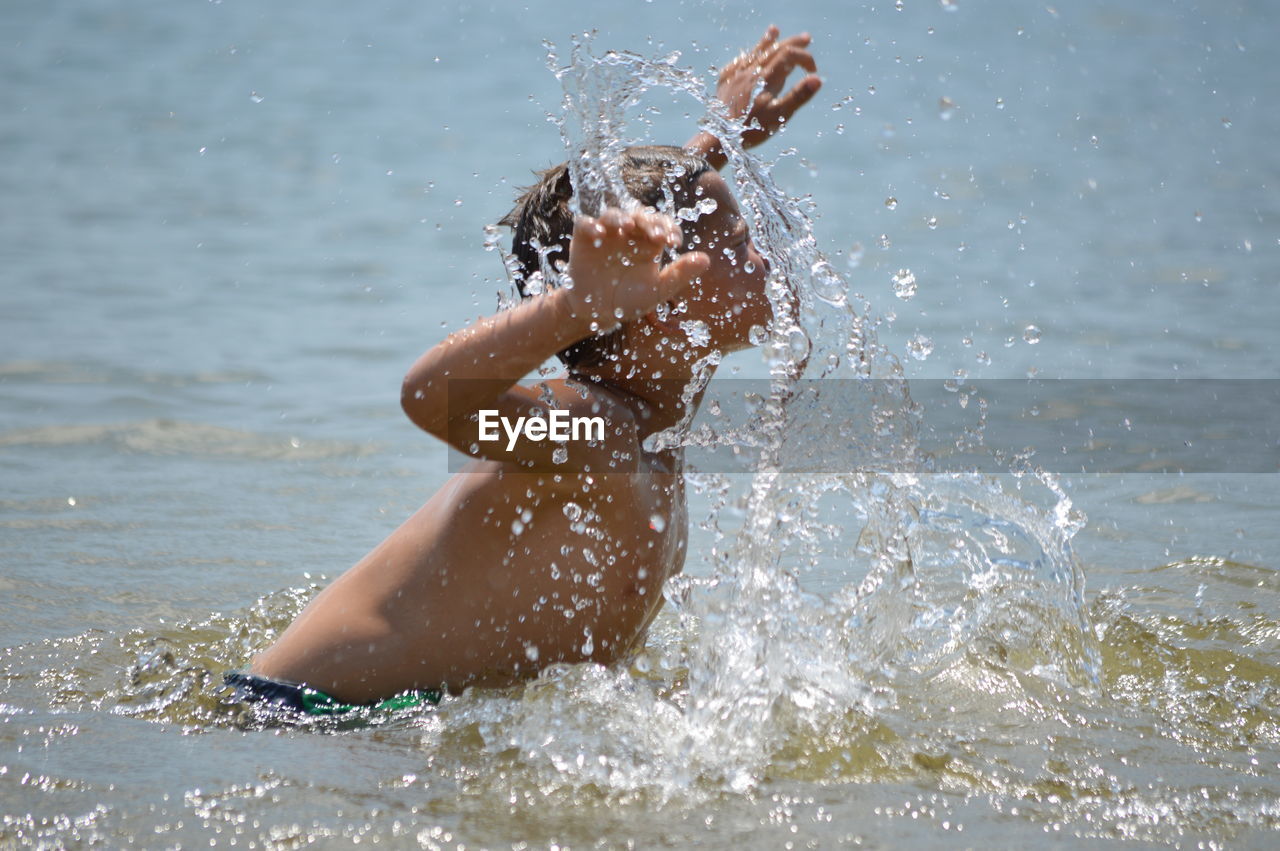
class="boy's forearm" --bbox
[401,288,591,438]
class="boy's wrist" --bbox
[549,285,599,344]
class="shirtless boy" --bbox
[232,28,821,714]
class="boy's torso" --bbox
[251,453,686,703]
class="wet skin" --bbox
[250,171,773,703]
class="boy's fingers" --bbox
[725,25,781,76]
[597,208,627,231]
[763,46,818,93]
[638,211,682,248]
[749,25,780,58]
[761,33,812,64]
[657,251,710,298]
[754,33,811,69]
[737,25,773,63]
[771,74,823,120]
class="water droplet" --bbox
[1023,324,1042,344]
[938,97,956,121]
[961,335,973,347]
[976,350,992,365]
[563,502,582,522]
[581,629,594,656]
[67,497,76,507]
[907,334,934,361]
[525,644,540,662]
[895,0,905,9]
[786,327,811,362]
[940,0,959,10]
[649,514,666,532]
[679,319,711,346]
[743,260,756,274]
[249,91,264,104]
[678,197,718,221]
[811,259,846,305]
[1221,117,1232,128]
[877,233,892,249]
[511,518,525,536]
[748,325,769,347]
[995,97,1005,110]
[884,197,899,210]
[1194,210,1203,222]
[552,446,568,464]
[891,268,917,300]
[926,215,939,229]
[482,223,501,251]
[846,242,865,269]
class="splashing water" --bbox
[496,34,1101,799]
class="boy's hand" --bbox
[719,26,821,148]
[687,26,821,168]
[564,208,710,333]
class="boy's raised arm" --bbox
[686,26,822,171]
[401,208,708,469]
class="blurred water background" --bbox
[3,0,1279,846]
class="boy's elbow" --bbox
[400,374,440,436]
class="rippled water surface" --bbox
[4,0,1279,847]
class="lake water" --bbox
[3,0,1279,847]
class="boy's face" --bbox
[675,170,773,352]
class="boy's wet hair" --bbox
[499,144,711,370]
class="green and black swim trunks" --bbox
[224,671,441,716]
